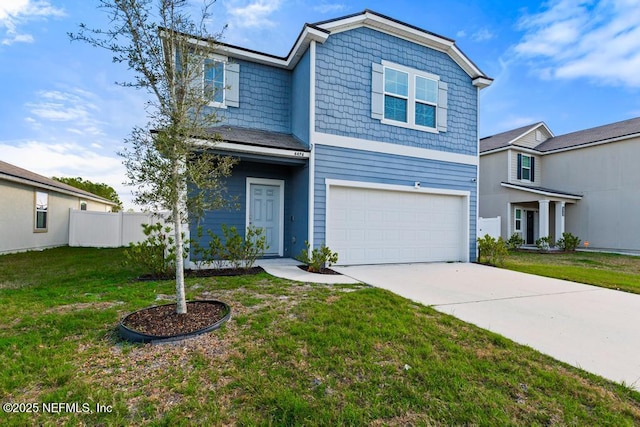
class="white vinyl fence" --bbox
[69,210,167,248]
[478,216,501,240]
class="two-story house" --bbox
[187,10,492,265]
[479,117,640,252]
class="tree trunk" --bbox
[173,201,187,314]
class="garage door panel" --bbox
[328,186,466,265]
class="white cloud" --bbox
[25,89,106,136]
[513,0,640,87]
[313,3,346,14]
[471,28,495,42]
[226,0,283,28]
[0,0,65,45]
[0,139,133,208]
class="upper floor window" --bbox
[204,59,225,105]
[372,61,447,132]
[175,49,239,108]
[35,191,48,232]
[517,153,536,182]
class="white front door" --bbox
[248,181,282,256]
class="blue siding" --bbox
[313,144,478,260]
[291,49,311,146]
[315,27,478,156]
[289,163,310,256]
[192,161,308,258]
[216,59,292,133]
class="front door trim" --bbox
[246,177,285,257]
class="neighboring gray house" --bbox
[0,160,116,254]
[184,9,493,265]
[479,117,640,252]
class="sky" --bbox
[1,0,640,210]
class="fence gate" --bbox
[478,216,501,240]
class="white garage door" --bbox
[327,185,467,265]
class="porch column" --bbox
[555,201,565,239]
[538,200,550,238]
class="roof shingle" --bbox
[0,160,114,203]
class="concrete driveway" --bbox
[333,262,640,390]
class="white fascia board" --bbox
[538,122,555,138]
[214,26,329,70]
[472,76,493,89]
[318,12,489,81]
[0,175,116,206]
[500,183,583,200]
[193,139,310,159]
[325,178,470,197]
[505,123,551,146]
[314,132,478,166]
[480,145,541,156]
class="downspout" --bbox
[307,40,316,250]
[475,85,481,262]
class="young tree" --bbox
[53,176,123,211]
[70,0,237,314]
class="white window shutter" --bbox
[226,62,240,107]
[371,63,384,120]
[437,80,448,132]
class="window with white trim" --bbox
[35,191,48,231]
[176,50,240,108]
[514,208,522,232]
[383,65,439,130]
[204,58,225,105]
[372,61,447,132]
[518,154,534,181]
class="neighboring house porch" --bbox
[501,182,582,244]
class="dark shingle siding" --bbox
[0,160,114,203]
[535,116,640,152]
[480,123,542,153]
[207,126,309,151]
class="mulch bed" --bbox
[137,266,264,281]
[297,265,340,275]
[121,301,228,337]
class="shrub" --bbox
[535,236,554,252]
[556,232,581,252]
[295,242,339,273]
[124,222,186,277]
[192,224,268,270]
[507,233,525,251]
[190,226,224,269]
[238,225,269,269]
[477,234,508,266]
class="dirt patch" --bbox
[45,301,123,314]
[137,266,264,281]
[121,301,228,337]
[296,265,340,275]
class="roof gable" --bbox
[480,122,551,153]
[314,10,491,87]
[214,10,492,86]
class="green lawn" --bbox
[1,247,639,425]
[502,250,640,294]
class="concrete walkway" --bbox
[256,258,360,284]
[333,262,640,390]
